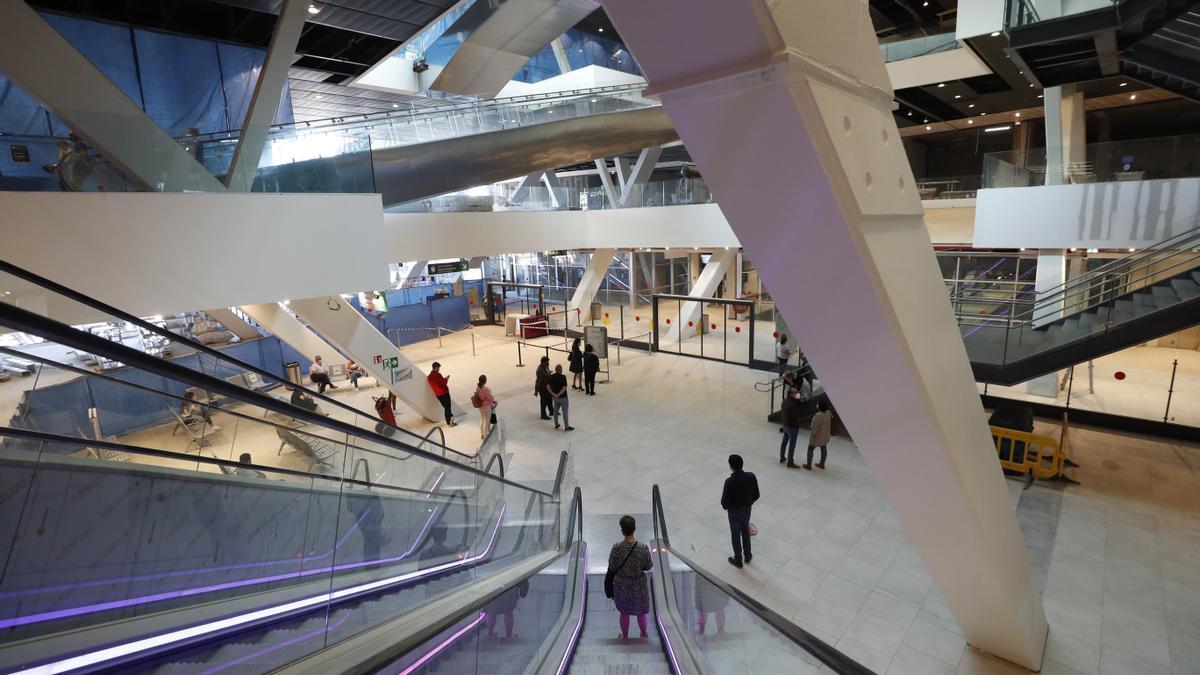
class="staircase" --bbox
[961,225,1200,384]
[1006,0,1200,100]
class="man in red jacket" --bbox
[427,362,456,426]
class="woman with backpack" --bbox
[473,374,497,440]
[568,338,584,390]
[606,515,653,640]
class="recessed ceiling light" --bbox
[1037,94,1044,98]
[980,112,986,116]
[1030,83,1035,87]
[1120,82,1128,87]
[937,83,945,88]
[1130,94,1137,100]
[598,27,604,32]
[968,119,974,124]
[392,103,399,108]
[1019,71,1023,74]
[991,31,1001,37]
[925,125,932,130]
[1015,112,1021,117]
[308,4,321,14]
[923,118,929,123]
[907,111,912,115]
[923,1,928,5]
[954,95,961,99]
[968,104,975,108]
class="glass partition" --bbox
[983,133,1200,188]
[879,32,958,62]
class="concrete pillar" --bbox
[1043,84,1084,185]
[664,249,736,343]
[286,296,462,423]
[240,302,343,376]
[567,248,617,319]
[601,0,1047,667]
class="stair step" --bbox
[1189,270,1200,286]
[1150,285,1180,306]
[1170,277,1200,300]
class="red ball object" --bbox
[688,321,694,327]
[635,316,640,321]
[666,319,671,325]
[735,326,741,333]
[711,323,717,330]
[772,331,779,338]
[1114,371,1126,380]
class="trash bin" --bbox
[284,361,303,386]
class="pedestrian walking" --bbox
[607,515,652,640]
[473,374,497,440]
[803,398,833,470]
[775,334,791,376]
[779,386,802,467]
[720,454,759,568]
[568,338,584,390]
[535,356,553,420]
[427,362,455,426]
[583,343,600,395]
[548,364,574,431]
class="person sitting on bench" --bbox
[180,391,212,426]
[310,355,337,394]
[347,360,366,389]
[235,452,267,478]
[289,387,328,416]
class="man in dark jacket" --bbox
[779,386,803,467]
[582,344,600,395]
[534,356,553,420]
[720,454,759,568]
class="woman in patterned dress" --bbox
[609,515,654,639]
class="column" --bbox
[240,302,344,376]
[567,249,617,322]
[601,0,1047,667]
[286,296,461,423]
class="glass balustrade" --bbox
[982,133,1200,188]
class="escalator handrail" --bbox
[552,449,569,500]
[0,259,470,462]
[483,449,505,478]
[0,301,551,497]
[651,485,874,675]
[0,427,435,499]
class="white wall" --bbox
[974,178,1200,248]
[496,65,647,98]
[2,193,389,324]
[385,204,740,260]
[886,48,992,90]
[956,0,1005,40]
[924,200,977,244]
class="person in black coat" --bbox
[568,338,584,390]
[583,343,600,395]
[720,454,759,568]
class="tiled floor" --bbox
[384,327,1200,675]
[9,325,1200,674]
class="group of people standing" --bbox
[531,338,600,432]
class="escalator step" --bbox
[1150,285,1179,306]
[1170,277,1200,300]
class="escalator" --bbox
[960,225,1200,384]
[369,485,872,675]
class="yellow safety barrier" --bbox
[990,413,1078,485]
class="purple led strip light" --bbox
[21,502,508,675]
[1,472,447,603]
[654,547,683,675]
[397,611,488,675]
[198,611,352,675]
[554,548,587,675]
[0,474,451,630]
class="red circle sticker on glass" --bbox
[1115,371,1126,380]
[635,316,640,321]
[688,321,694,327]
[711,323,717,330]
[735,326,741,333]
[772,331,779,338]
[666,319,671,325]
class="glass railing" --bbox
[879,32,959,61]
[0,261,470,465]
[1005,0,1042,27]
[982,133,1200,188]
[390,177,715,213]
[0,423,559,673]
[650,485,871,674]
[916,174,981,199]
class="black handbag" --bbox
[490,411,498,425]
[604,543,638,599]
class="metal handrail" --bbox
[0,301,553,498]
[0,427,432,498]
[0,259,470,461]
[351,457,371,484]
[650,485,874,674]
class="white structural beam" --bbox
[240,302,344,375]
[288,296,463,424]
[224,0,308,192]
[595,160,619,207]
[664,248,735,343]
[204,308,264,341]
[0,2,225,193]
[567,248,617,318]
[619,146,664,206]
[602,0,1047,668]
[398,261,429,288]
